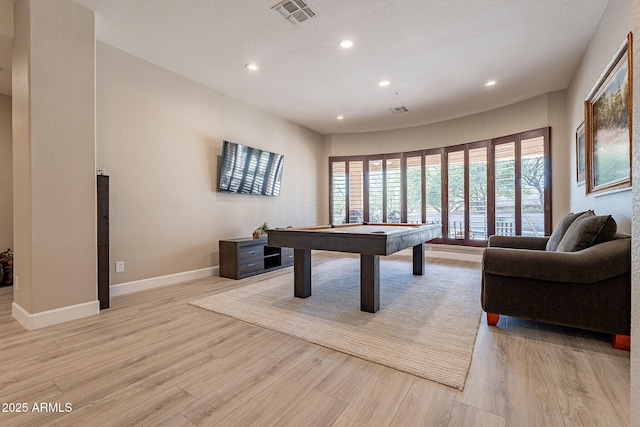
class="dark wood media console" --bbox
[219,237,294,279]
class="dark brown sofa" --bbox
[481,228,631,350]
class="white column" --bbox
[12,0,97,329]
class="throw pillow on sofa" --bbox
[545,210,591,251]
[555,214,616,252]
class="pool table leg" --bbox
[294,248,312,298]
[413,242,425,275]
[361,254,380,313]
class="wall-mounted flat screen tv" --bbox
[218,140,284,196]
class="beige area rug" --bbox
[190,254,482,390]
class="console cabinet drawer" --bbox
[238,259,264,275]
[219,237,292,279]
[238,244,264,262]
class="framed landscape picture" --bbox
[584,32,632,195]
[576,122,585,184]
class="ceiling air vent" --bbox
[272,0,316,25]
[389,106,409,114]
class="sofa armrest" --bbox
[483,237,630,283]
[487,235,549,250]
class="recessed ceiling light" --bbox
[340,39,353,49]
[336,115,344,120]
[485,80,497,86]
[245,63,259,71]
[378,80,390,87]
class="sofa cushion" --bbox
[545,211,591,251]
[556,214,617,252]
[591,217,618,245]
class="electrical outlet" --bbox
[115,261,125,273]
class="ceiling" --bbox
[2,0,609,134]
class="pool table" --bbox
[267,223,441,313]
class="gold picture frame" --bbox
[576,121,585,184]
[584,32,633,195]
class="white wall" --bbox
[96,43,326,284]
[564,6,635,421]
[0,94,11,251]
[565,0,634,234]
[630,1,639,425]
[326,91,570,225]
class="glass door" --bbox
[330,161,346,224]
[348,160,364,223]
[425,151,443,237]
[468,144,488,241]
[406,154,423,223]
[520,135,547,237]
[494,139,517,236]
[368,158,384,223]
[447,149,466,240]
[386,157,402,223]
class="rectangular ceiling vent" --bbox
[389,106,409,114]
[272,0,316,25]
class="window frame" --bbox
[328,127,551,245]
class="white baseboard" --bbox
[12,300,100,330]
[10,266,219,330]
[110,266,218,297]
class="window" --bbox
[348,160,364,223]
[425,152,443,237]
[329,127,551,245]
[493,130,549,237]
[447,149,466,240]
[330,159,366,224]
[386,158,402,223]
[520,135,546,237]
[330,161,346,224]
[494,140,516,236]
[469,145,488,240]
[368,158,384,223]
[406,155,423,223]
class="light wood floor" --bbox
[0,252,630,426]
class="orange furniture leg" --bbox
[486,313,500,326]
[612,334,630,351]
